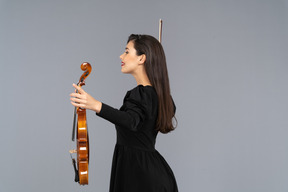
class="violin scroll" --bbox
[78,62,92,86]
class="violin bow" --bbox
[159,19,163,44]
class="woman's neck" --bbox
[133,71,151,86]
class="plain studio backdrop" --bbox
[0,0,287,192]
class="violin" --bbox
[70,62,92,185]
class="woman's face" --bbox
[119,41,142,74]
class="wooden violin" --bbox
[70,62,92,185]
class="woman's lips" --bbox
[121,62,125,67]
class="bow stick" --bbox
[159,19,163,43]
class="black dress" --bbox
[97,85,178,192]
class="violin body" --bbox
[71,62,92,185]
[77,107,89,184]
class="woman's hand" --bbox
[70,83,102,113]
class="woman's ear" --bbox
[139,54,146,65]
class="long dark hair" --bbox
[127,34,177,133]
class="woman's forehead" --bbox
[126,41,134,48]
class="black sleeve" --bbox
[96,100,147,131]
[96,86,155,131]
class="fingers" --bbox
[70,101,85,108]
[70,84,88,107]
[70,83,96,110]
[70,92,87,105]
[70,95,87,109]
[70,96,84,104]
[70,92,82,99]
[72,83,86,94]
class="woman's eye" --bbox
[125,51,129,54]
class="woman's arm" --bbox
[97,102,145,131]
[70,84,146,131]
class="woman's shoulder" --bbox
[125,85,157,102]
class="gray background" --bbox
[0,0,287,192]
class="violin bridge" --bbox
[69,149,77,154]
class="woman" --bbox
[70,34,178,192]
